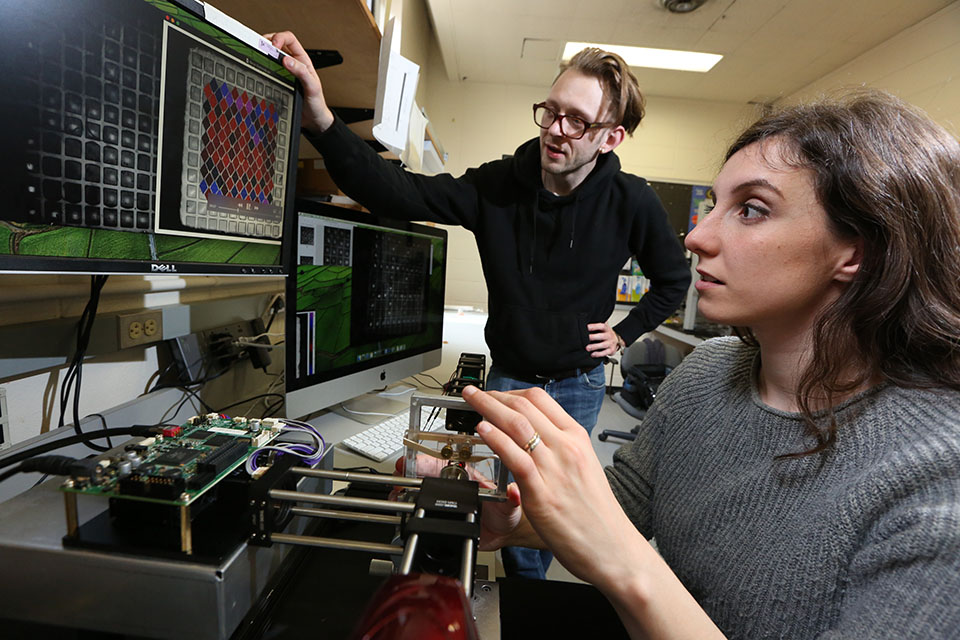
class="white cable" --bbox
[245,424,325,475]
[279,417,316,430]
[278,423,324,452]
[260,293,284,322]
[338,403,396,418]
[233,340,285,350]
[377,386,416,397]
[244,331,285,341]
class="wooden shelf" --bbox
[215,0,437,171]
[214,0,382,158]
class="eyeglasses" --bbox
[532,102,613,139]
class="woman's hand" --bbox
[462,385,726,639]
[474,481,522,551]
[392,453,524,551]
[461,385,647,589]
[264,31,335,132]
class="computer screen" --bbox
[0,0,301,275]
[284,201,447,419]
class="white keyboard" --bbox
[340,406,445,462]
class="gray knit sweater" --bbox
[605,337,960,639]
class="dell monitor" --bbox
[0,0,301,274]
[284,200,447,420]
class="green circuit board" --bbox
[60,415,281,506]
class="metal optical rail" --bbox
[249,462,483,598]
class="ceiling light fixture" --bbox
[562,41,722,73]
[659,0,708,13]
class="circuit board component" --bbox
[61,414,282,506]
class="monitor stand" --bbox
[332,390,410,425]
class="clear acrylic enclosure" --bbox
[402,394,508,500]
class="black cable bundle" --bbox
[2,450,114,484]
[57,275,111,451]
[0,425,158,480]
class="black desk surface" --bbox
[238,548,630,639]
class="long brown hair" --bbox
[727,89,960,457]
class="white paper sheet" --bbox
[372,18,420,156]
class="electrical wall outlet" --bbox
[161,320,260,386]
[118,310,164,349]
[204,321,256,370]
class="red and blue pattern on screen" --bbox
[199,79,279,204]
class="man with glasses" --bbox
[271,32,690,579]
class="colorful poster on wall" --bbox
[617,274,631,302]
[631,276,648,302]
[688,185,713,231]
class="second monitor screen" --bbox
[291,206,446,385]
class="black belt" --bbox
[510,362,602,384]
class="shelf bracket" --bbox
[306,49,344,70]
[332,107,376,124]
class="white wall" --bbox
[0,276,283,447]
[784,2,960,134]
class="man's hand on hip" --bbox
[586,323,624,358]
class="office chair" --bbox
[599,339,668,443]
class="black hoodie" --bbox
[306,118,691,376]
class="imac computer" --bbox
[0,0,302,274]
[284,200,447,420]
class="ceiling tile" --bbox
[521,38,563,61]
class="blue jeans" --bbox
[486,363,607,434]
[486,362,607,580]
